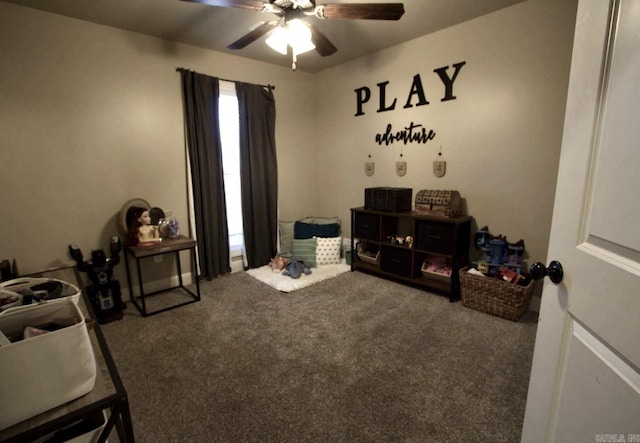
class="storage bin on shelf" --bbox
[356,242,380,265]
[357,249,380,265]
[421,255,452,282]
[415,189,462,218]
[0,299,96,430]
[458,266,535,321]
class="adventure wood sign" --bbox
[375,122,435,146]
[354,61,466,146]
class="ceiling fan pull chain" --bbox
[292,53,297,71]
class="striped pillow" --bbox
[291,238,317,267]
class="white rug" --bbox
[245,262,351,293]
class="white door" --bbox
[521,0,640,441]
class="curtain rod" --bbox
[176,67,275,90]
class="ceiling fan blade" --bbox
[179,0,270,13]
[227,21,278,49]
[307,23,337,57]
[318,3,405,20]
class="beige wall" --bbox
[0,1,315,278]
[312,0,577,267]
[0,0,577,286]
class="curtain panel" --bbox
[236,83,279,268]
[179,70,231,279]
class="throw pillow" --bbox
[279,221,295,255]
[291,238,317,267]
[294,221,340,239]
[279,217,314,254]
[310,216,341,226]
[316,237,342,265]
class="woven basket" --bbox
[459,267,535,321]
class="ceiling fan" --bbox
[180,0,405,70]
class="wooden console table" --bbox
[124,235,201,317]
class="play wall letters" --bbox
[354,61,466,146]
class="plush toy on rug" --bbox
[270,255,291,272]
[282,257,312,279]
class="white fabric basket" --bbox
[0,277,81,313]
[0,300,96,430]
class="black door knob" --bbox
[530,261,564,284]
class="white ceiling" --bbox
[2,0,527,73]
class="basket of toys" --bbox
[0,300,96,430]
[0,278,81,313]
[459,267,535,321]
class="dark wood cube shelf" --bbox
[350,207,472,301]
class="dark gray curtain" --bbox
[179,69,231,279]
[236,83,278,268]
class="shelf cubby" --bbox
[350,207,472,301]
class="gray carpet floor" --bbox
[101,270,538,442]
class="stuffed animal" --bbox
[269,255,291,272]
[282,257,312,279]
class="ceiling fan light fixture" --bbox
[186,0,408,67]
[286,19,316,55]
[287,19,311,41]
[291,40,316,56]
[265,19,315,56]
[265,26,289,55]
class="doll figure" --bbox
[137,209,160,245]
[127,206,160,246]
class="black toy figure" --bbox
[69,237,126,324]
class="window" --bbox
[218,81,244,257]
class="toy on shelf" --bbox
[127,206,161,246]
